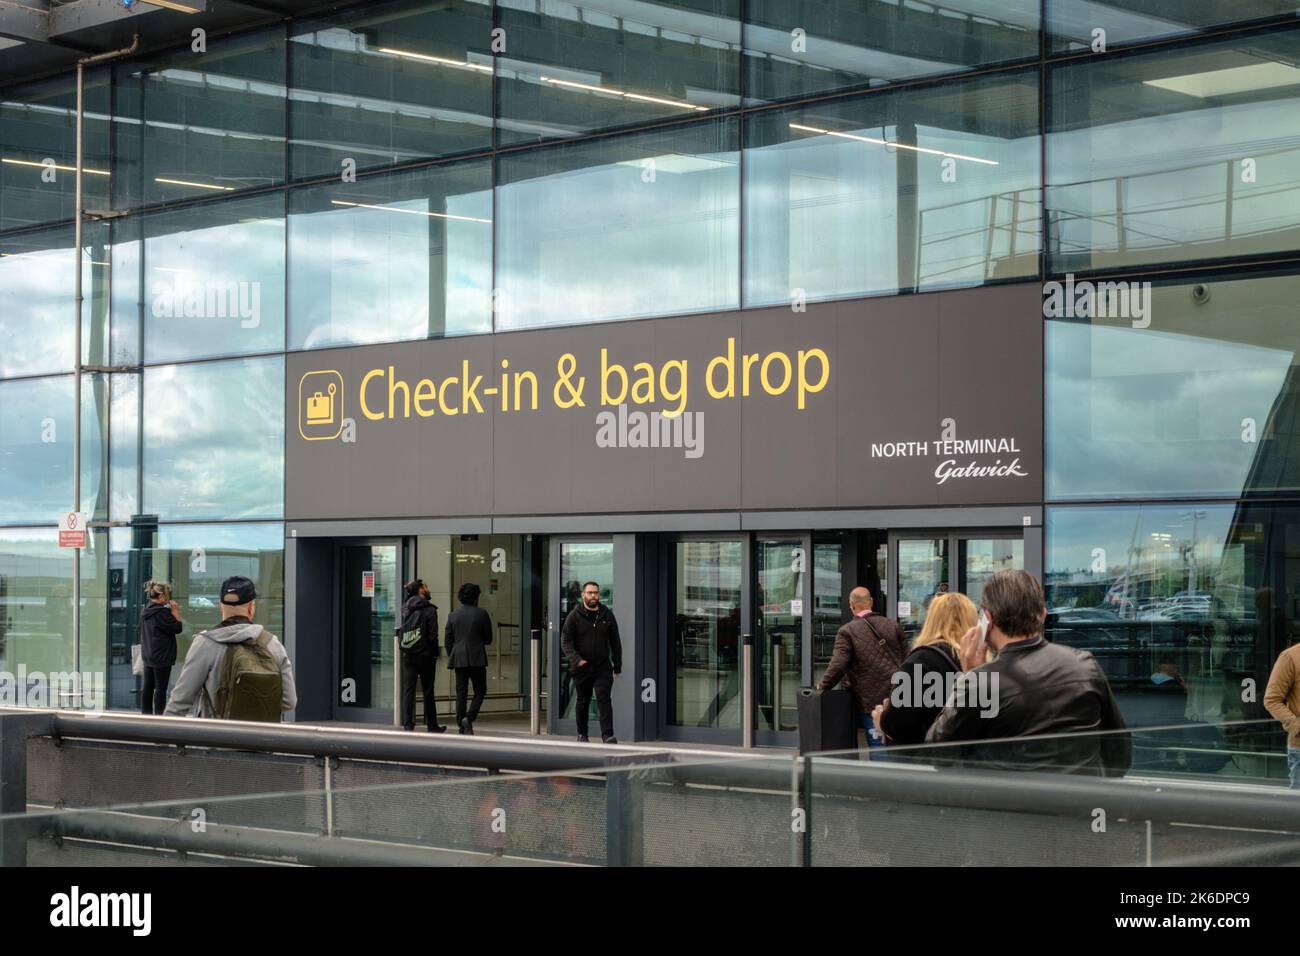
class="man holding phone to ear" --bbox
[926,570,1131,776]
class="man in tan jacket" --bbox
[1263,642,1300,790]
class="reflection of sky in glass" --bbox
[144,200,286,362]
[142,357,284,520]
[497,127,739,329]
[1047,505,1234,581]
[288,183,491,350]
[1048,322,1294,498]
[746,117,1038,304]
[0,240,91,377]
[1049,67,1300,264]
[0,376,103,520]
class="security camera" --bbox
[1191,283,1211,304]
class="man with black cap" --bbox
[165,575,297,721]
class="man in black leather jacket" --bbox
[926,570,1131,776]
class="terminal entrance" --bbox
[663,527,1029,746]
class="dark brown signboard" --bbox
[286,283,1042,520]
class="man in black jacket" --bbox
[926,570,1131,776]
[445,582,493,735]
[400,580,446,733]
[560,581,622,743]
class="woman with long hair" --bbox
[874,591,977,746]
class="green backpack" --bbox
[214,632,283,722]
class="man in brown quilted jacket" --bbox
[817,587,907,743]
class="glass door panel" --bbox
[811,539,846,688]
[557,541,614,723]
[896,538,948,641]
[755,537,804,732]
[959,537,1025,608]
[671,539,742,728]
[338,543,399,720]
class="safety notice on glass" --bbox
[362,571,375,598]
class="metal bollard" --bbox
[393,626,402,727]
[742,633,754,749]
[530,628,542,736]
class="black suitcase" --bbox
[797,686,858,755]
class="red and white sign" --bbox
[58,511,88,549]
[361,571,375,598]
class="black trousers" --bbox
[141,665,171,715]
[401,652,440,730]
[455,666,487,726]
[574,664,614,739]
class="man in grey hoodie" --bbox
[165,575,297,720]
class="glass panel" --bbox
[0,70,111,232]
[744,70,1040,307]
[0,375,105,521]
[339,544,399,715]
[107,522,285,712]
[1048,0,1300,53]
[1045,505,1295,764]
[109,373,140,523]
[811,539,846,688]
[745,0,1039,105]
[143,194,286,362]
[896,538,948,641]
[0,527,107,704]
[116,28,287,207]
[288,159,492,350]
[1047,269,1300,500]
[141,356,285,520]
[959,537,1024,608]
[671,539,742,728]
[289,0,493,180]
[557,542,614,723]
[496,118,739,330]
[0,224,107,378]
[414,534,525,726]
[497,0,740,146]
[755,537,803,732]
[1047,27,1300,273]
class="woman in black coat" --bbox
[139,580,183,715]
[873,592,975,749]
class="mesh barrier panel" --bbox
[809,795,1146,866]
[331,766,607,864]
[26,736,326,832]
[642,784,794,866]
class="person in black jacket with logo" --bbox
[400,580,446,733]
[139,580,183,715]
[445,582,493,735]
[560,581,622,743]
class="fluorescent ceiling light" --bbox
[155,177,235,192]
[330,199,491,224]
[538,75,708,112]
[377,47,492,74]
[614,154,733,175]
[141,1,204,13]
[1142,61,1300,98]
[788,123,998,166]
[2,157,111,176]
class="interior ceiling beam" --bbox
[0,0,50,43]
[50,0,206,37]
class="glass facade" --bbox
[0,0,1297,761]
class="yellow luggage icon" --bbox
[306,383,336,424]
